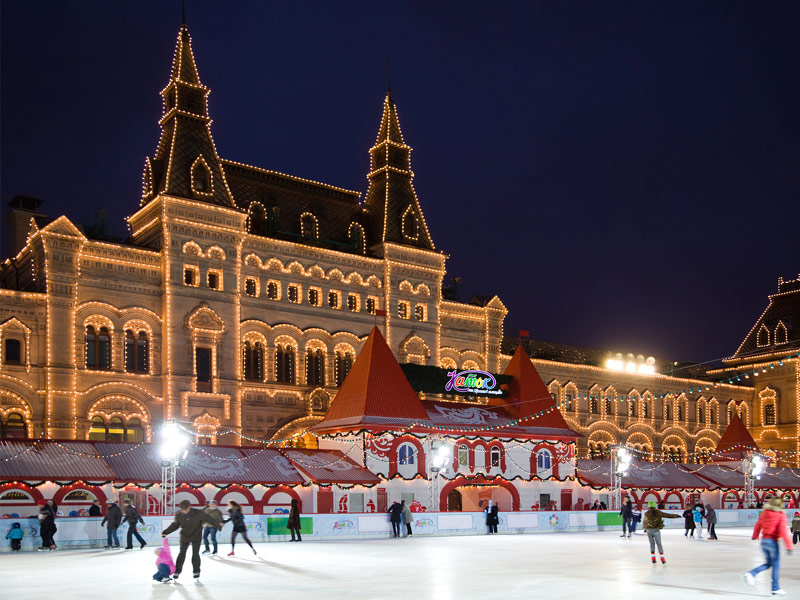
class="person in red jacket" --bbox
[741,497,794,596]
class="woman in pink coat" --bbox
[741,497,794,595]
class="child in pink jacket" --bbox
[153,538,176,583]
[741,497,794,595]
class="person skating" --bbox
[201,501,223,554]
[6,522,23,551]
[705,504,718,540]
[619,499,633,538]
[161,499,221,580]
[401,500,414,537]
[682,507,696,538]
[225,500,256,555]
[642,501,680,564]
[88,500,102,517]
[692,504,704,539]
[485,500,499,534]
[122,499,147,550]
[37,501,56,551]
[791,512,800,545]
[287,498,302,542]
[741,496,794,595]
[388,501,403,537]
[153,538,176,583]
[101,500,123,549]
[631,504,642,535]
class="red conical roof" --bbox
[712,410,759,461]
[501,345,576,431]
[311,327,430,433]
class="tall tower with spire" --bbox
[140,23,234,208]
[364,92,435,251]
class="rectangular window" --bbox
[3,339,22,364]
[196,347,212,392]
[328,291,340,309]
[184,266,198,287]
[347,294,359,312]
[267,281,280,300]
[398,301,409,319]
[765,404,776,426]
[207,270,222,290]
[400,493,415,505]
[565,394,573,410]
[366,297,377,315]
[288,284,300,303]
[348,492,364,513]
[414,304,426,322]
[308,288,321,307]
[245,278,257,297]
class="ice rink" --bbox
[1,528,796,599]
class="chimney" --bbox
[5,196,46,258]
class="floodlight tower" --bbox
[428,438,454,511]
[610,446,632,510]
[160,420,189,515]
[743,453,764,508]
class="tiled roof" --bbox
[712,412,759,461]
[283,449,380,485]
[94,443,304,485]
[683,464,800,490]
[576,459,710,490]
[728,277,800,362]
[311,326,432,434]
[0,441,116,482]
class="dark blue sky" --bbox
[2,1,798,364]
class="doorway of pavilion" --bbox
[446,485,514,512]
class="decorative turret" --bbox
[140,23,234,207]
[363,92,434,251]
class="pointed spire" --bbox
[501,345,575,431]
[363,92,435,250]
[312,327,430,433]
[139,24,234,209]
[712,410,759,461]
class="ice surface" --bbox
[1,528,796,599]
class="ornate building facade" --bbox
[1,23,797,466]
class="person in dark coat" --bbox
[705,504,718,540]
[287,498,302,542]
[619,499,634,538]
[202,501,224,554]
[162,499,221,580]
[225,500,256,555]
[401,500,414,537]
[37,501,56,551]
[88,500,102,517]
[485,500,499,534]
[122,499,147,550]
[682,507,696,538]
[101,500,123,548]
[388,501,403,537]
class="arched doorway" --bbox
[447,489,462,512]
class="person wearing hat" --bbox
[37,500,56,551]
[100,500,123,549]
[741,496,794,595]
[641,501,680,564]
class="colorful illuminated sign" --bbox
[445,370,502,395]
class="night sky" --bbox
[2,1,799,365]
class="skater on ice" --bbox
[682,507,696,538]
[741,497,794,596]
[6,522,23,551]
[161,499,221,580]
[101,500,122,549]
[791,512,800,545]
[122,499,147,550]
[201,500,223,555]
[619,499,633,538]
[153,538,176,583]
[225,500,256,555]
[705,504,718,540]
[642,501,680,564]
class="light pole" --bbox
[743,452,764,509]
[610,446,632,511]
[429,438,453,511]
[160,420,189,516]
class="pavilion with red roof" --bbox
[711,411,760,462]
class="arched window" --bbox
[589,397,598,414]
[108,416,125,442]
[537,450,552,472]
[125,330,149,374]
[642,401,648,419]
[306,348,325,386]
[301,214,318,239]
[243,341,264,381]
[348,223,366,254]
[664,403,670,420]
[88,416,107,441]
[710,406,716,425]
[757,325,769,347]
[192,159,212,193]
[677,403,683,421]
[335,351,353,386]
[276,345,296,384]
[604,397,613,415]
[775,322,788,344]
[698,404,705,424]
[564,394,573,411]
[490,447,501,468]
[398,444,415,466]
[458,444,468,467]
[126,418,144,442]
[3,338,22,365]
[627,400,636,417]
[764,404,776,426]
[248,203,269,236]
[0,413,27,439]
[86,325,111,370]
[402,208,419,240]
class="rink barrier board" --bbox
[0,509,776,551]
